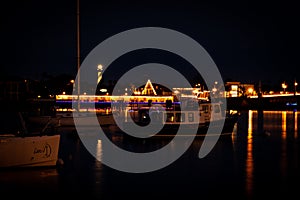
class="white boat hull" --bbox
[0,134,60,168]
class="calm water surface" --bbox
[1,110,300,199]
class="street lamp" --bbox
[282,82,287,93]
[70,79,75,93]
[97,64,103,84]
[294,80,298,95]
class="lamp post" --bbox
[282,82,287,93]
[294,80,298,96]
[69,79,75,94]
[97,64,103,84]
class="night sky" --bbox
[1,0,299,87]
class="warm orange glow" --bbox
[294,111,298,139]
[282,83,287,89]
[247,87,254,94]
[55,94,174,113]
[281,111,287,179]
[282,111,287,140]
[56,94,173,102]
[246,110,254,198]
[249,93,299,98]
[248,110,253,138]
[231,85,238,90]
[142,79,157,96]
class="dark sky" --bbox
[1,0,299,87]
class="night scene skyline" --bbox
[1,0,299,88]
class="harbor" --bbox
[1,110,299,199]
[1,0,300,199]
[1,74,300,199]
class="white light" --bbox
[97,64,103,70]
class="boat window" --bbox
[150,112,162,122]
[188,113,194,122]
[202,105,209,113]
[214,105,220,113]
[175,113,185,122]
[165,113,174,122]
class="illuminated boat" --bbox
[122,100,239,137]
[0,112,61,168]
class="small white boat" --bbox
[0,112,61,168]
[0,134,60,168]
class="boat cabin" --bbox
[124,102,225,125]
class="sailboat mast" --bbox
[76,0,80,110]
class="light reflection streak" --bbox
[245,110,254,198]
[95,139,103,168]
[293,111,299,170]
[281,111,287,180]
[282,111,287,140]
[294,111,298,139]
[231,122,238,146]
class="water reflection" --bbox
[257,109,264,135]
[282,111,287,139]
[246,110,254,198]
[95,139,103,169]
[1,110,300,199]
[241,110,300,199]
[281,111,287,184]
[294,111,298,139]
[293,111,299,173]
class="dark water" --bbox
[1,110,300,199]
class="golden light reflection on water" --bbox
[293,111,299,170]
[282,111,287,140]
[294,111,298,139]
[281,111,287,179]
[95,139,103,168]
[246,110,254,198]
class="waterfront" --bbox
[0,110,299,199]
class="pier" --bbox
[226,94,299,110]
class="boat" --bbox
[0,111,61,168]
[122,99,239,138]
[53,88,238,138]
